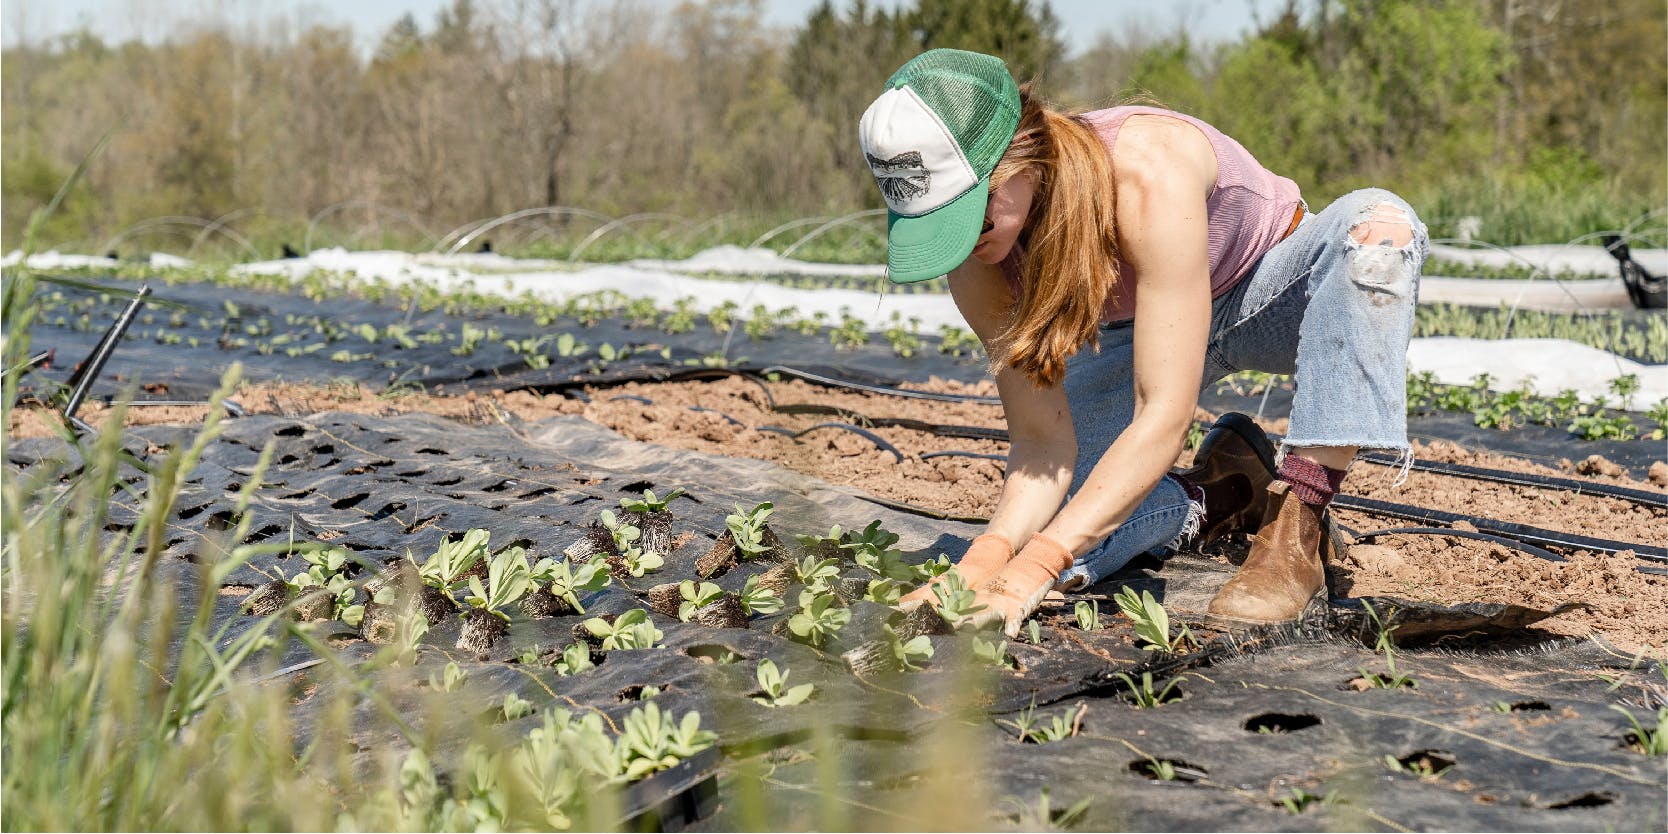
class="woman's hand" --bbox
[966,532,1074,637]
[897,533,1013,608]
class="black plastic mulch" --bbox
[8,411,1662,831]
[16,275,990,404]
[22,275,1663,477]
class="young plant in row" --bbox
[619,487,684,556]
[930,569,986,628]
[738,574,784,615]
[1356,601,1417,690]
[429,661,468,693]
[842,519,915,582]
[793,553,841,595]
[882,623,933,672]
[972,634,1015,669]
[414,529,490,598]
[1612,706,1666,756]
[751,659,815,707]
[286,546,364,625]
[616,701,718,780]
[1112,671,1183,708]
[1113,586,1195,652]
[787,589,850,649]
[1000,699,1086,744]
[677,581,724,621]
[1074,600,1101,632]
[599,509,663,577]
[552,642,596,677]
[583,609,664,650]
[458,546,534,652]
[726,501,776,559]
[536,558,612,614]
[863,577,904,606]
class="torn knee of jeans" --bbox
[1345,203,1420,298]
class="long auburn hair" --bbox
[987,84,1121,389]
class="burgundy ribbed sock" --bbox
[1279,455,1348,506]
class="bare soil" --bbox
[9,375,1664,653]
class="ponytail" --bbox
[987,85,1121,389]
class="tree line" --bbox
[3,0,1662,253]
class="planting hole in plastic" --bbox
[329,492,369,510]
[1546,792,1616,810]
[1393,749,1455,775]
[1507,700,1550,712]
[617,684,669,702]
[683,644,747,664]
[1244,713,1322,734]
[369,501,405,521]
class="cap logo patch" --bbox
[866,151,930,205]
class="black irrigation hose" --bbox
[687,406,745,428]
[852,492,989,525]
[1345,525,1568,563]
[773,404,1009,442]
[1353,450,1667,510]
[756,365,1001,405]
[1331,494,1666,561]
[609,394,654,404]
[770,422,904,463]
[920,450,1008,464]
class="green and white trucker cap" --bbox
[859,49,1021,284]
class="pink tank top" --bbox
[1000,106,1302,324]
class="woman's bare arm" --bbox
[1039,115,1217,555]
[945,258,1075,547]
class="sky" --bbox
[1,0,1288,56]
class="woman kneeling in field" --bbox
[859,49,1427,636]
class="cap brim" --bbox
[884,177,988,284]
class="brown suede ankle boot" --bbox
[1175,413,1278,546]
[1205,481,1332,628]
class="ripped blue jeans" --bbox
[1056,188,1429,590]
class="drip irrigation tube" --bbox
[756,423,904,463]
[761,401,1662,515]
[919,450,1008,464]
[1331,495,1666,561]
[1345,525,1567,563]
[687,406,745,428]
[772,404,1009,442]
[1354,450,1666,510]
[853,493,989,525]
[756,366,1001,405]
[63,284,151,420]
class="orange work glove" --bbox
[967,532,1074,637]
[897,533,1014,608]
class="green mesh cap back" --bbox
[887,49,1021,179]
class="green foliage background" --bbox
[2,0,1663,255]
